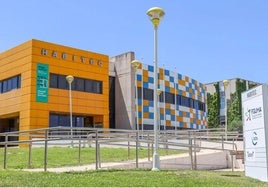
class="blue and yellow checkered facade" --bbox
[135,63,207,130]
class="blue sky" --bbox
[1,0,268,84]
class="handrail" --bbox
[0,127,243,171]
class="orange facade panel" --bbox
[0,39,110,132]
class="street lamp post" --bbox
[131,60,141,132]
[147,6,165,171]
[223,80,229,141]
[66,75,74,147]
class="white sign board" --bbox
[242,85,268,182]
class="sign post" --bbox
[242,84,268,182]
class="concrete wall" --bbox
[110,52,135,130]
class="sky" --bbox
[1,0,268,84]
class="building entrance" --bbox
[0,117,19,142]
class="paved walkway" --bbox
[23,146,244,173]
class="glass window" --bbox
[94,81,102,94]
[165,92,175,104]
[49,114,59,127]
[7,79,12,91]
[176,95,181,105]
[137,87,142,99]
[58,75,68,89]
[194,100,199,109]
[143,88,153,101]
[59,115,70,127]
[17,75,21,88]
[50,74,58,88]
[198,102,206,111]
[181,96,189,107]
[76,117,84,127]
[75,78,85,91]
[85,79,92,92]
[0,82,2,93]
[49,73,102,94]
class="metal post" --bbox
[225,95,228,141]
[4,134,8,169]
[189,138,194,170]
[95,131,98,170]
[128,133,130,160]
[222,135,224,150]
[69,84,73,147]
[147,6,165,171]
[193,132,197,170]
[28,136,32,168]
[136,131,139,168]
[98,143,101,168]
[44,130,48,172]
[232,138,234,171]
[78,136,81,165]
[152,24,160,171]
[66,75,74,148]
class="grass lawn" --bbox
[0,147,179,169]
[1,169,268,187]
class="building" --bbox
[110,52,208,131]
[0,40,208,140]
[206,78,260,126]
[0,39,109,138]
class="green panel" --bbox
[36,63,49,102]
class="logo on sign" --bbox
[245,107,262,121]
[251,131,258,146]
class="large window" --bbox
[50,73,102,94]
[137,87,206,112]
[0,75,21,94]
[49,113,85,128]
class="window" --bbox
[75,78,84,91]
[176,95,181,105]
[49,113,86,128]
[143,88,153,101]
[181,96,189,107]
[50,73,58,88]
[165,92,175,104]
[0,75,21,94]
[58,75,68,89]
[50,73,102,94]
[198,101,206,111]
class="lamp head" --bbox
[66,75,74,84]
[157,88,162,96]
[223,80,230,88]
[147,7,165,27]
[131,60,141,71]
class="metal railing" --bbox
[0,127,243,171]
